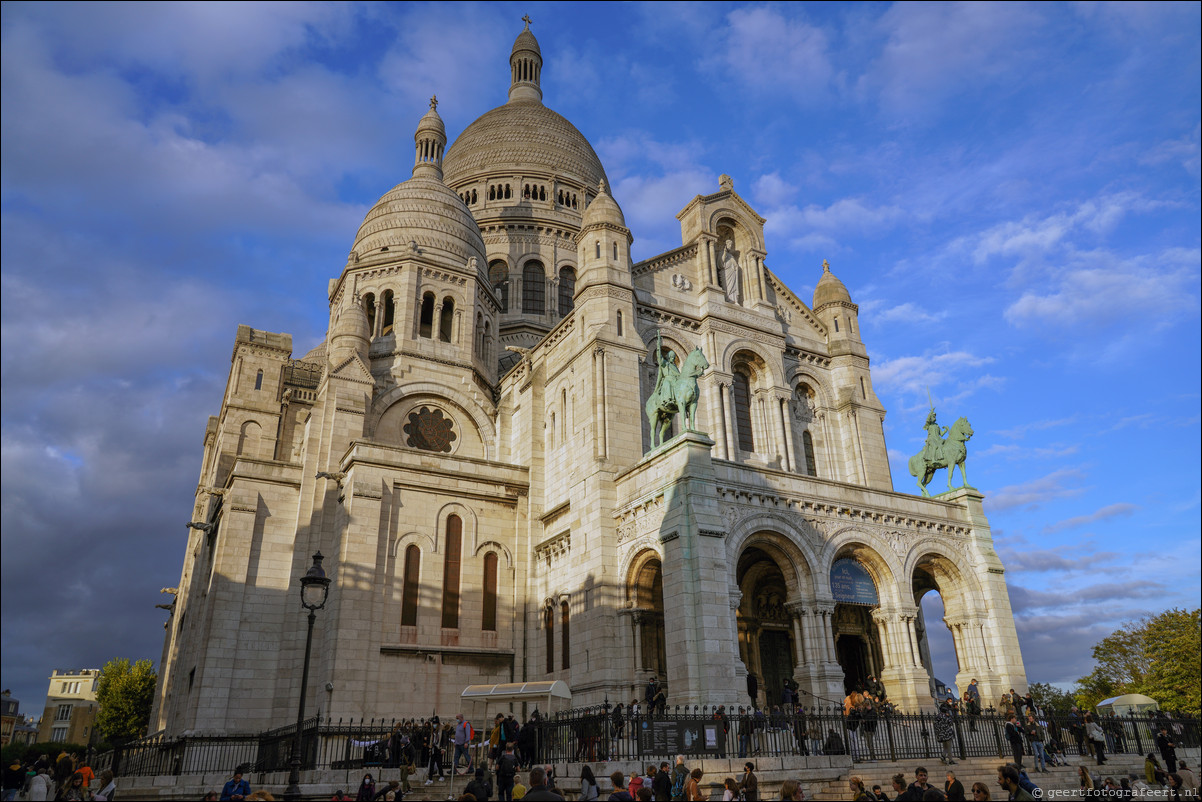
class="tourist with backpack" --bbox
[497,744,519,801]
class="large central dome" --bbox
[443,100,608,189]
[442,19,607,191]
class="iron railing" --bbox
[94,709,1198,777]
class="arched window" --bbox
[560,600,571,670]
[484,321,492,364]
[802,431,818,477]
[401,545,420,627]
[522,261,545,314]
[544,604,554,674]
[489,260,509,312]
[439,297,454,343]
[441,515,462,629]
[254,370,263,391]
[733,369,755,453]
[558,266,576,316]
[419,293,435,338]
[475,312,484,354]
[482,552,498,631]
[381,290,395,335]
[595,241,601,259]
[237,420,261,456]
[616,311,624,337]
[363,293,376,336]
[613,242,618,259]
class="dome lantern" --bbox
[413,95,447,179]
[509,15,543,104]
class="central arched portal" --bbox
[736,546,796,708]
[830,558,886,695]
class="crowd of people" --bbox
[2,753,115,801]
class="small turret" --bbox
[812,259,860,344]
[413,96,446,180]
[508,16,543,104]
[328,292,370,366]
[576,180,633,296]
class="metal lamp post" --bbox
[284,551,331,801]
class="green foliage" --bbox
[95,658,158,741]
[1075,608,1201,715]
[1028,682,1078,715]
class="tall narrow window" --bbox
[558,267,576,316]
[401,545,420,626]
[364,293,376,336]
[860,376,867,399]
[441,515,462,628]
[616,311,624,336]
[381,290,395,334]
[733,370,755,453]
[439,298,454,343]
[523,261,545,314]
[482,552,498,631]
[560,600,571,670]
[419,293,435,338]
[489,260,509,312]
[802,431,818,477]
[544,604,554,674]
[254,370,263,391]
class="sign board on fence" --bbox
[637,719,726,755]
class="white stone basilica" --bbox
[151,22,1027,736]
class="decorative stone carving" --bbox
[671,273,693,292]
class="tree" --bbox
[95,658,158,741]
[1075,608,1201,715]
[1028,682,1077,715]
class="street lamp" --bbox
[284,551,332,801]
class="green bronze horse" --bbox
[645,347,709,448]
[908,415,973,497]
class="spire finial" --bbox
[598,179,607,194]
[822,259,831,273]
[429,94,438,111]
[522,13,532,28]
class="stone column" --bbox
[720,382,736,458]
[631,611,645,674]
[871,609,894,668]
[775,396,791,471]
[786,603,807,666]
[782,399,797,474]
[703,238,716,287]
[593,347,608,460]
[709,379,727,460]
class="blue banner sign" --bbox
[830,559,879,605]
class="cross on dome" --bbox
[522,13,532,28]
[822,259,831,273]
[429,95,438,111]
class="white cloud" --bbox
[859,2,1042,118]
[1042,502,1139,533]
[872,350,995,396]
[985,468,1087,512]
[718,7,833,100]
[1004,248,1200,329]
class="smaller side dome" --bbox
[813,259,852,309]
[329,294,370,365]
[582,179,625,229]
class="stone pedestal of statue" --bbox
[638,431,742,706]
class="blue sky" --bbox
[2,2,1198,713]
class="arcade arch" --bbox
[912,551,975,699]
[626,549,667,680]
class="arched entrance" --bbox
[627,550,667,680]
[829,557,886,695]
[736,546,796,708]
[912,553,970,701]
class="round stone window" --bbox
[403,406,457,452]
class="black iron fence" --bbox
[95,708,1198,777]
